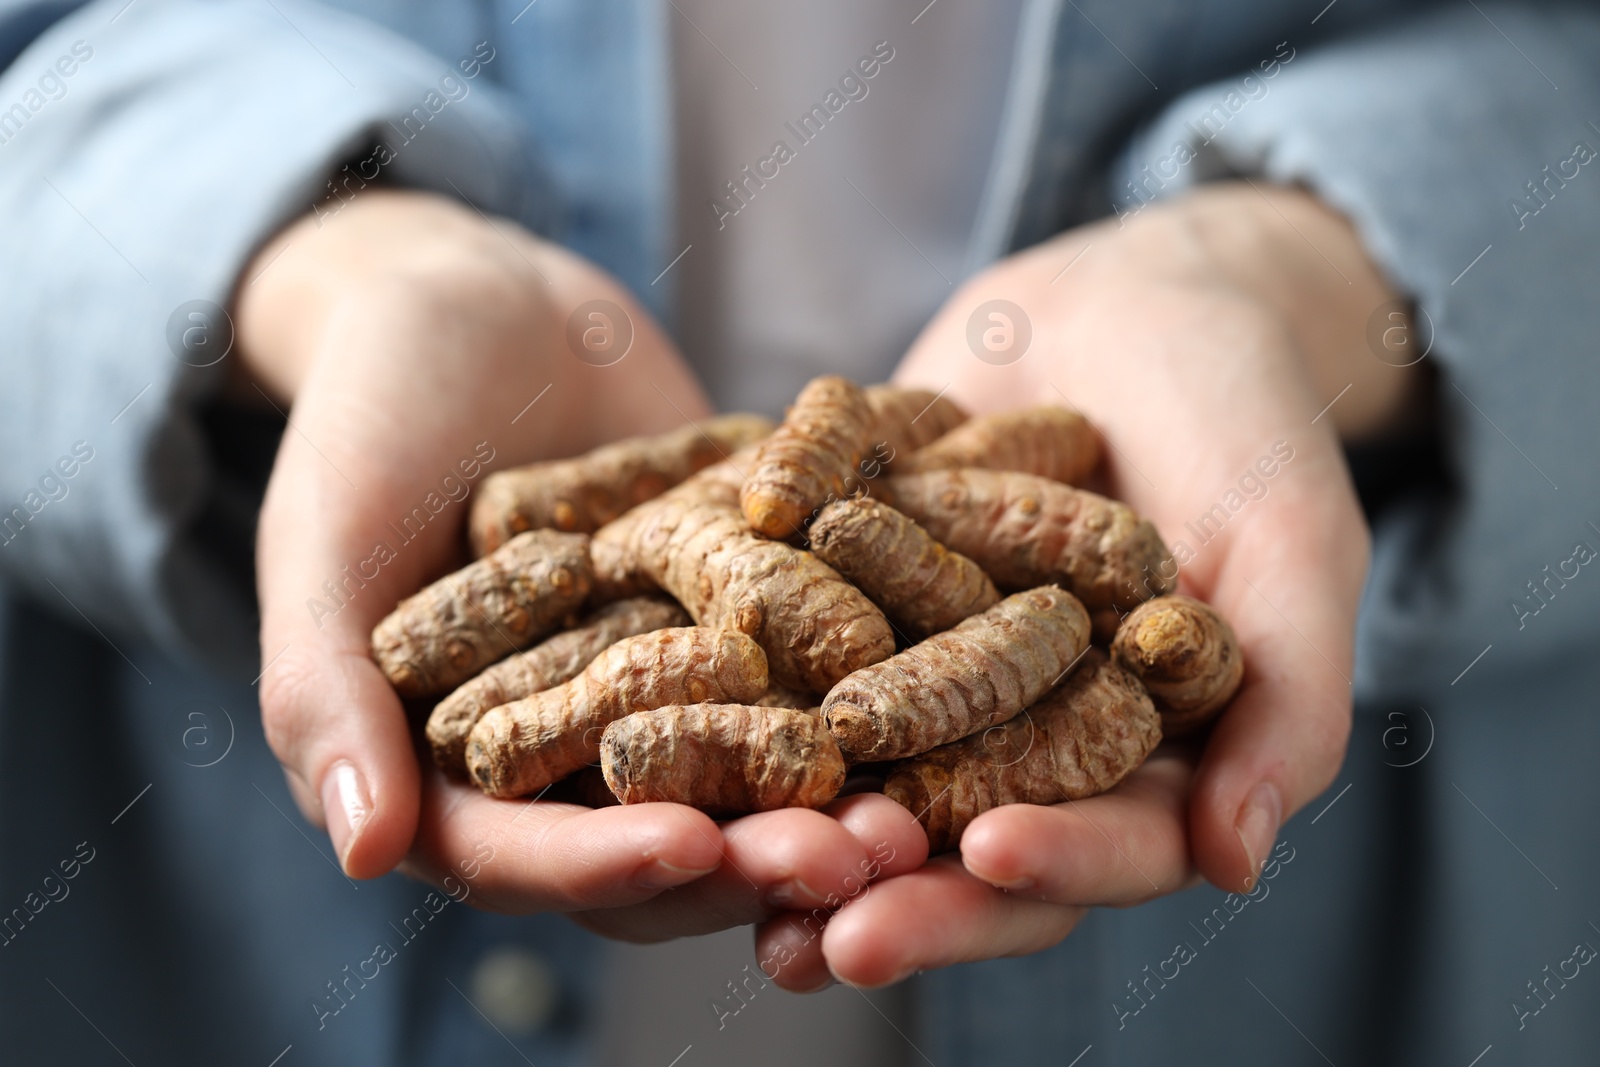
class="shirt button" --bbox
[469,946,560,1035]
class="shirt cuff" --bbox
[1112,4,1600,692]
[0,0,546,671]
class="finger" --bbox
[818,859,1084,988]
[760,767,1193,991]
[577,795,925,944]
[1188,484,1362,892]
[256,424,438,879]
[259,638,421,880]
[958,754,1195,905]
[754,910,840,993]
[820,793,930,879]
[730,795,926,992]
[245,198,717,886]
[252,294,508,876]
[575,807,877,942]
[254,274,597,880]
[407,774,725,913]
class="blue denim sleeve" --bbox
[1113,3,1600,695]
[0,0,544,671]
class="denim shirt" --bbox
[2,1,1599,1063]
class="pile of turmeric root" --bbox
[370,378,1243,851]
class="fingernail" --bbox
[994,876,1036,893]
[321,761,370,873]
[633,859,719,891]
[966,861,1034,891]
[1235,780,1282,890]
[763,878,820,910]
[962,854,1033,892]
[837,964,914,990]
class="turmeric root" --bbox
[426,596,689,774]
[900,406,1100,486]
[863,384,969,462]
[469,414,773,553]
[672,444,759,508]
[465,627,767,798]
[371,530,592,698]
[822,586,1090,762]
[585,541,663,606]
[884,649,1160,852]
[885,469,1175,614]
[809,497,999,640]
[601,705,846,815]
[741,376,874,538]
[585,450,756,604]
[591,494,894,692]
[1111,595,1242,735]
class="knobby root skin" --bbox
[601,705,846,815]
[426,596,689,775]
[822,586,1091,763]
[371,530,593,698]
[1111,594,1242,735]
[591,493,894,692]
[469,414,773,553]
[901,406,1100,486]
[672,444,761,509]
[886,469,1175,613]
[465,627,768,798]
[584,449,758,605]
[884,649,1161,852]
[741,376,874,539]
[862,384,969,463]
[809,497,999,640]
[587,539,661,605]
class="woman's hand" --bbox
[757,181,1419,989]
[238,190,919,936]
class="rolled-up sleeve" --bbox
[1114,4,1600,694]
[0,0,544,671]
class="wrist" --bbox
[1140,183,1420,441]
[233,191,555,404]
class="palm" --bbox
[247,193,924,935]
[755,201,1373,989]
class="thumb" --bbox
[258,633,420,880]
[254,413,463,879]
[1186,482,1365,893]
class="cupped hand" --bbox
[237,190,911,935]
[760,181,1420,988]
